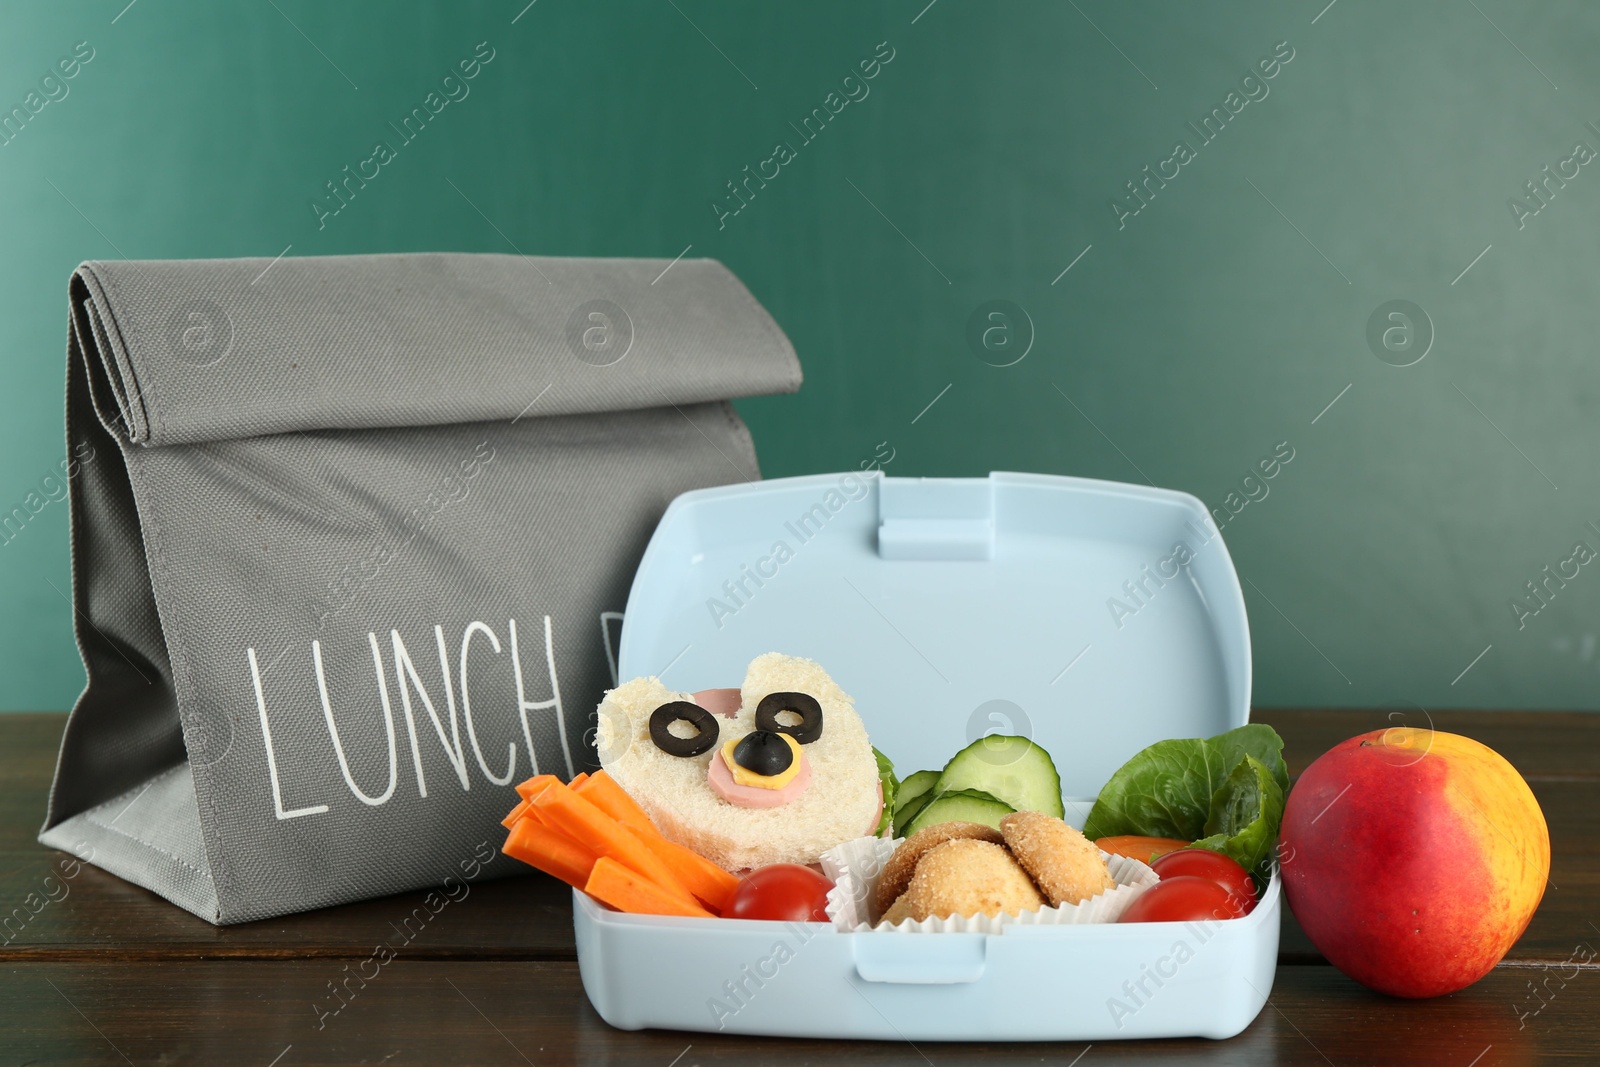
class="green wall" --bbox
[2,1,1597,711]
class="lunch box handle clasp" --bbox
[851,933,987,984]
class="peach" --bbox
[1280,728,1549,998]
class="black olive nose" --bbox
[732,730,795,777]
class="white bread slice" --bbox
[597,652,880,871]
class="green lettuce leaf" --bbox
[1206,724,1290,798]
[1082,724,1287,885]
[1191,754,1284,884]
[1079,738,1219,841]
[873,747,898,836]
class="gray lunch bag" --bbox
[39,252,799,923]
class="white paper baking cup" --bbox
[821,834,1159,933]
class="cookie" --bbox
[903,839,1045,921]
[880,893,915,926]
[999,810,1115,906]
[874,821,1004,919]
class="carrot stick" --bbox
[515,774,561,802]
[569,771,590,788]
[574,771,654,833]
[502,816,599,888]
[1094,835,1191,864]
[573,772,739,911]
[500,797,532,828]
[630,829,740,914]
[507,770,589,825]
[584,857,713,918]
[533,783,696,904]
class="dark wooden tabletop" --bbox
[3,708,1596,1065]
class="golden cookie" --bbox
[879,894,914,926]
[874,821,1004,919]
[903,839,1045,920]
[999,810,1115,906]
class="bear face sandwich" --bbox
[595,652,881,871]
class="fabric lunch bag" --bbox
[39,252,799,923]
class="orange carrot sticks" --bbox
[532,781,696,905]
[573,772,654,833]
[500,797,532,828]
[573,772,739,911]
[502,815,599,888]
[630,830,740,913]
[515,773,560,802]
[584,857,713,919]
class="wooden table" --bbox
[3,709,1595,1065]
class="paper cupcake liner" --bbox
[821,834,1159,933]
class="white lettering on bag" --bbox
[510,615,572,779]
[245,615,573,820]
[314,634,398,806]
[459,621,515,787]
[392,625,472,797]
[248,647,332,820]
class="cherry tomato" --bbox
[1118,875,1250,923]
[1150,848,1257,914]
[725,864,834,922]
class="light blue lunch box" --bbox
[575,471,1278,1041]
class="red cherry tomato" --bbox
[1118,875,1250,923]
[1150,848,1257,914]
[725,864,834,922]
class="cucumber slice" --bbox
[934,735,1064,819]
[892,792,933,834]
[893,770,940,817]
[901,788,1015,836]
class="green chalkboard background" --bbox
[1,1,1596,711]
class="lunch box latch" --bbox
[851,932,988,984]
[876,476,995,561]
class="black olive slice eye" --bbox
[649,701,720,757]
[755,691,823,745]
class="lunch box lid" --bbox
[616,471,1251,800]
